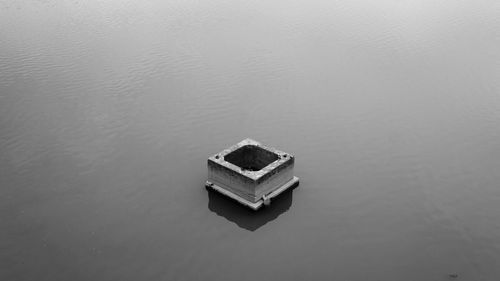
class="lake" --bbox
[1,1,499,280]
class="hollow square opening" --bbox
[224,145,279,171]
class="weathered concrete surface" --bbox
[206,139,299,209]
[207,176,299,210]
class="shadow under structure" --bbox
[207,185,296,231]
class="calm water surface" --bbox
[1,1,500,280]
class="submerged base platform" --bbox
[206,176,299,210]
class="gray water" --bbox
[1,1,500,280]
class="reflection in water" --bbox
[207,186,296,231]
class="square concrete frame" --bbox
[206,138,299,210]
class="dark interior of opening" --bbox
[224,145,279,171]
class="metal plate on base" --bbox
[206,176,299,210]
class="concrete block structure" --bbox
[206,139,299,210]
